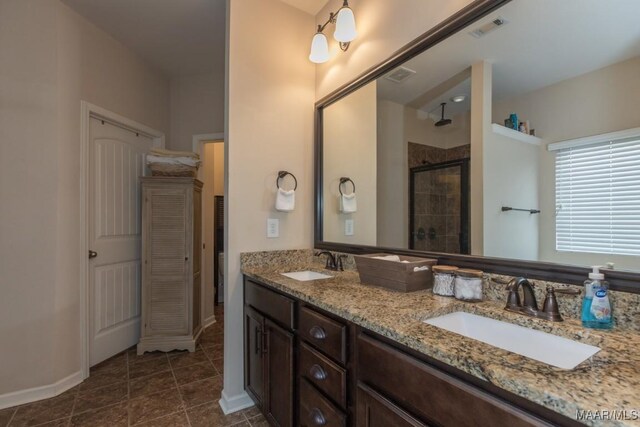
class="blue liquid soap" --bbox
[582,266,613,329]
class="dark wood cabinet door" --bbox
[264,318,295,427]
[244,306,265,407]
[356,383,428,427]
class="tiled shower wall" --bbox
[409,143,470,253]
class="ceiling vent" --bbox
[384,66,416,83]
[469,17,507,38]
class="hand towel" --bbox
[372,255,401,262]
[146,154,200,167]
[340,192,357,213]
[276,188,295,212]
[150,148,200,159]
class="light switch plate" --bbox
[267,218,279,238]
[345,219,354,236]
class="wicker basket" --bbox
[149,162,198,177]
[354,253,437,292]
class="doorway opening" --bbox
[193,134,225,328]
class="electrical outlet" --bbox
[267,218,279,238]
[345,219,354,236]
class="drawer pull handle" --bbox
[309,326,327,340]
[310,408,326,426]
[309,364,327,381]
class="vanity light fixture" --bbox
[308,0,357,64]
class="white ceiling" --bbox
[377,0,640,111]
[62,0,226,77]
[279,0,330,15]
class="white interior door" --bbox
[89,117,153,366]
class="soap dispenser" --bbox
[582,266,613,329]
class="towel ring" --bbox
[339,177,355,195]
[276,170,297,191]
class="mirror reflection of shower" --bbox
[410,159,470,254]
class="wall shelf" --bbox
[491,123,543,146]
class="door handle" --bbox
[255,327,261,355]
[262,329,269,354]
[88,250,98,259]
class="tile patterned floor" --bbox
[1,307,265,427]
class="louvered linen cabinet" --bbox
[137,177,203,354]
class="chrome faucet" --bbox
[504,277,580,322]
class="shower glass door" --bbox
[409,159,470,254]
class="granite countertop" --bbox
[241,254,640,427]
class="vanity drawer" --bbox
[300,378,347,427]
[357,332,550,427]
[300,342,347,408]
[299,306,347,364]
[244,279,295,330]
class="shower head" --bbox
[435,102,452,127]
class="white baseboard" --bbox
[203,315,217,329]
[219,389,254,415]
[0,370,83,410]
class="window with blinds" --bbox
[555,136,640,255]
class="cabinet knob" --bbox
[309,326,326,340]
[309,408,326,426]
[309,364,327,381]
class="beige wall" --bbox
[493,56,640,270]
[224,0,315,409]
[377,100,407,247]
[202,142,224,323]
[315,0,473,100]
[323,82,377,245]
[470,60,491,256]
[169,73,225,151]
[0,0,169,400]
[482,132,540,260]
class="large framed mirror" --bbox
[315,0,640,291]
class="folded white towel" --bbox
[276,188,295,212]
[372,255,401,262]
[150,148,200,160]
[340,192,357,213]
[146,154,200,167]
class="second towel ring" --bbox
[277,170,297,191]
[339,177,355,195]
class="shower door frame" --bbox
[409,158,470,253]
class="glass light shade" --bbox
[333,7,357,42]
[309,32,329,63]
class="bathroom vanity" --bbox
[241,253,640,427]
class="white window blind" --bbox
[555,136,640,255]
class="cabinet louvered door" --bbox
[138,177,203,355]
[143,186,189,336]
[192,185,202,332]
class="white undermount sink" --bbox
[424,312,600,369]
[281,270,333,281]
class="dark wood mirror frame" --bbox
[314,0,640,293]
